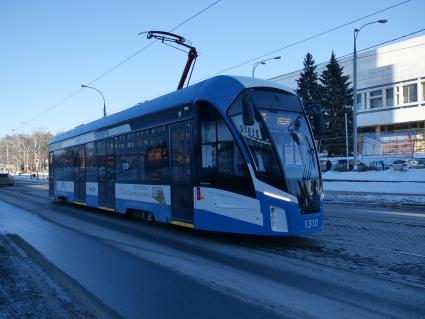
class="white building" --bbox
[271,35,425,157]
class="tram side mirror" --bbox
[313,109,325,138]
[291,131,304,145]
[242,93,255,126]
[294,119,301,132]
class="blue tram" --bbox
[48,76,323,235]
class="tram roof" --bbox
[49,75,294,145]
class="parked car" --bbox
[368,160,385,171]
[357,161,373,172]
[335,159,370,172]
[406,159,425,169]
[391,160,408,170]
[0,173,14,186]
[335,159,352,172]
[319,159,334,172]
[416,158,425,167]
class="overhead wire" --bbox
[18,0,414,131]
[197,0,412,81]
[273,28,425,82]
[20,0,223,129]
[116,1,418,111]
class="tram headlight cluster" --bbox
[270,206,288,232]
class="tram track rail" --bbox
[302,235,425,259]
[324,213,425,228]
[254,243,425,290]
[1,181,424,291]
[244,236,425,289]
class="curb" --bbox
[324,195,425,208]
[324,179,425,183]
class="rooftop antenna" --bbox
[139,31,198,90]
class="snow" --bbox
[323,169,425,194]
[323,168,425,205]
[323,168,425,182]
[12,174,48,184]
[324,181,425,195]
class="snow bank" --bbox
[13,175,48,184]
[323,169,425,182]
[324,181,425,195]
[323,169,425,205]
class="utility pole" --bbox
[81,85,107,118]
[352,19,387,170]
[345,113,349,170]
[252,56,281,77]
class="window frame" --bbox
[385,87,394,107]
[197,102,255,198]
[369,89,383,109]
[403,83,418,104]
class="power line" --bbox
[21,0,223,128]
[110,2,418,114]
[85,0,223,87]
[273,28,425,82]
[197,0,412,81]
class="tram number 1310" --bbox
[304,218,319,230]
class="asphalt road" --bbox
[0,180,424,318]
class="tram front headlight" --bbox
[270,206,288,232]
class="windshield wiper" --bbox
[302,134,316,181]
[287,112,304,132]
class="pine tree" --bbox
[296,53,321,119]
[319,52,353,157]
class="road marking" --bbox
[98,206,115,212]
[171,220,194,228]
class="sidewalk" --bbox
[324,190,425,207]
[13,174,48,184]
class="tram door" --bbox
[98,138,115,209]
[48,152,54,198]
[170,121,194,222]
[74,146,86,203]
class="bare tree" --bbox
[0,131,52,173]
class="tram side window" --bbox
[105,155,115,182]
[53,150,63,180]
[105,139,115,182]
[198,104,255,197]
[62,147,74,181]
[96,140,105,182]
[116,133,140,183]
[86,142,98,182]
[140,126,170,184]
[106,139,114,155]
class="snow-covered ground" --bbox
[12,174,48,184]
[323,169,425,206]
[9,170,425,205]
[324,180,425,194]
[323,169,425,182]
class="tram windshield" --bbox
[262,109,319,180]
[230,89,319,183]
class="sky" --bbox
[1,0,424,138]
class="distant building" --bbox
[271,35,425,158]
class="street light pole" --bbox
[252,56,281,77]
[352,19,387,170]
[81,85,107,118]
